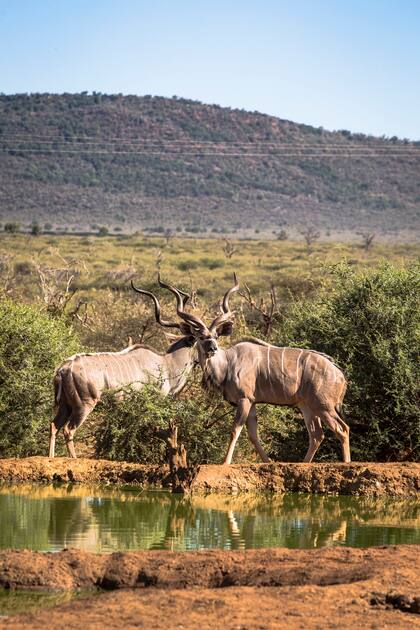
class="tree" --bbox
[277,229,288,241]
[31,222,41,236]
[0,299,80,457]
[240,282,280,338]
[98,226,109,236]
[4,222,20,234]
[361,232,375,251]
[300,226,320,252]
[222,238,238,259]
[276,263,420,461]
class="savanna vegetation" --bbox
[0,233,418,462]
[1,93,419,236]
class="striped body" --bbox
[50,338,196,458]
[200,340,350,464]
[219,343,346,409]
[57,346,176,404]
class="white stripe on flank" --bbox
[295,350,303,392]
[267,346,271,384]
[316,359,330,393]
[111,355,123,386]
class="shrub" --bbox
[275,263,420,461]
[0,300,80,457]
[94,374,264,464]
[94,372,303,465]
[4,222,20,234]
[277,229,288,241]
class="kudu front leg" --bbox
[246,404,271,463]
[223,398,252,465]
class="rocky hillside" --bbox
[0,93,419,238]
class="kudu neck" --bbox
[200,347,228,389]
[164,341,197,394]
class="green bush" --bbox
[4,222,20,234]
[0,299,80,457]
[94,374,303,465]
[95,376,257,464]
[275,263,420,461]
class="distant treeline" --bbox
[1,93,419,235]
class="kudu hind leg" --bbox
[223,399,252,465]
[321,411,351,463]
[49,404,70,458]
[63,406,92,459]
[300,406,324,463]
[246,405,270,463]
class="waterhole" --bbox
[0,484,418,552]
[0,589,98,618]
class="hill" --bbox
[0,93,419,239]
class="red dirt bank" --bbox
[0,457,419,496]
[0,546,419,629]
[1,458,419,628]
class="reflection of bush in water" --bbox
[0,590,94,617]
[191,492,420,526]
[1,487,419,552]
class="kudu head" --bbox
[130,279,195,346]
[158,274,239,359]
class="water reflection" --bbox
[0,589,97,617]
[0,484,419,552]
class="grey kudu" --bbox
[158,276,350,464]
[49,285,196,458]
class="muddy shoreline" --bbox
[0,457,419,496]
[0,546,419,628]
[1,458,419,627]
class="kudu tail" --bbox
[53,369,63,410]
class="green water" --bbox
[0,589,97,618]
[0,484,419,552]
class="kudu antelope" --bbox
[158,276,350,465]
[49,284,196,458]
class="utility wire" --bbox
[0,135,418,149]
[0,142,418,153]
[0,147,418,158]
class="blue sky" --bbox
[1,0,419,138]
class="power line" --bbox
[0,147,418,158]
[0,142,418,153]
[0,133,418,148]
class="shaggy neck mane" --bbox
[119,337,194,357]
[166,336,195,354]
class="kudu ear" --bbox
[215,321,234,337]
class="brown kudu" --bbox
[49,284,196,458]
[157,275,350,465]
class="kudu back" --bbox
[49,284,196,458]
[157,275,350,464]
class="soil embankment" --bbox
[0,546,419,628]
[0,457,419,496]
